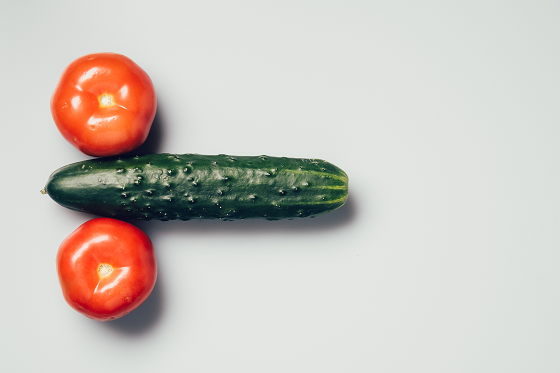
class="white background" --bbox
[1,1,559,372]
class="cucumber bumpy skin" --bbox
[44,153,348,221]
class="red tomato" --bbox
[51,53,157,157]
[56,218,157,321]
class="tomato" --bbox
[51,53,157,157]
[56,218,157,321]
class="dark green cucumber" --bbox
[44,153,348,221]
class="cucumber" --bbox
[43,153,348,221]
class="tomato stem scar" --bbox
[99,94,112,107]
[97,263,113,278]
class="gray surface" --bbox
[2,1,560,372]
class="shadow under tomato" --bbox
[100,269,165,335]
[122,103,167,156]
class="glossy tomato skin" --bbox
[56,218,157,321]
[51,53,157,157]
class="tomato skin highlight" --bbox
[56,218,157,321]
[51,53,157,157]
